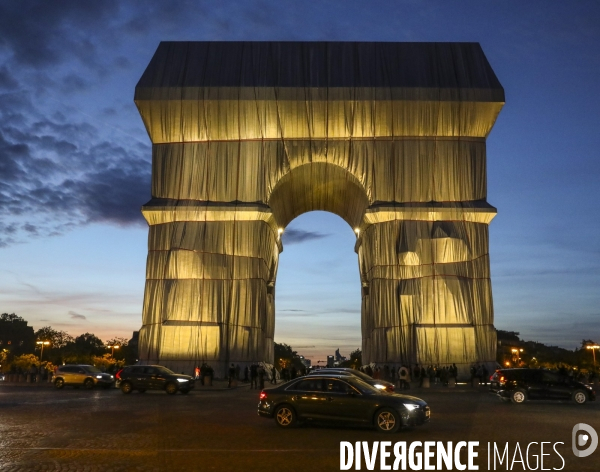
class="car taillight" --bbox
[388,385,395,392]
[259,391,267,400]
[116,369,123,380]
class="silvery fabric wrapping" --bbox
[135,42,504,377]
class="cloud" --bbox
[277,312,317,318]
[282,229,330,245]
[0,66,18,90]
[60,73,89,93]
[0,1,120,69]
[0,93,151,246]
[68,311,87,320]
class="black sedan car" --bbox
[258,374,429,433]
[490,368,596,404]
[307,368,395,393]
[117,365,194,395]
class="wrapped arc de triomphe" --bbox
[134,42,504,378]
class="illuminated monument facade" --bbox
[135,42,504,376]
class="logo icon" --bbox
[572,423,598,458]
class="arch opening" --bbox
[275,211,362,365]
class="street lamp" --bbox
[585,344,599,367]
[510,348,523,365]
[36,341,50,361]
[107,344,120,357]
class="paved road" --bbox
[0,384,598,471]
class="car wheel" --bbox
[275,405,297,428]
[137,389,146,393]
[374,408,401,433]
[511,389,527,404]
[573,390,588,404]
[165,382,178,395]
[120,381,133,394]
[179,389,190,394]
[54,378,65,389]
[84,379,94,390]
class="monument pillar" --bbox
[139,199,280,377]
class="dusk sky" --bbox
[1,1,599,363]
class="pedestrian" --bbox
[250,364,258,389]
[481,364,489,386]
[194,366,200,380]
[228,363,236,388]
[271,365,277,384]
[470,364,477,387]
[476,364,483,385]
[258,365,265,390]
[441,367,448,386]
[398,365,410,390]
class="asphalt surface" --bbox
[0,382,598,471]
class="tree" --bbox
[91,353,123,372]
[341,349,362,368]
[274,342,297,369]
[73,333,105,355]
[0,348,8,373]
[105,337,129,359]
[10,354,40,372]
[34,326,74,349]
[62,333,105,364]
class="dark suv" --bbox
[490,368,596,404]
[117,365,194,395]
[54,365,114,389]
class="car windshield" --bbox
[346,377,381,395]
[319,369,374,382]
[84,366,102,374]
[345,370,372,381]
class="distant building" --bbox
[298,355,311,369]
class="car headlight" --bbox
[374,384,387,390]
[404,403,419,411]
[96,375,102,379]
[176,378,189,383]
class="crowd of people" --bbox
[193,362,310,389]
[192,361,600,390]
[358,363,463,389]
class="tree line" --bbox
[0,313,137,375]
